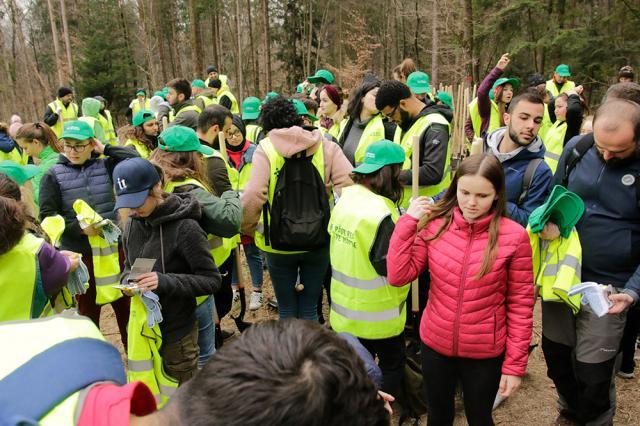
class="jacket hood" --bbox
[266,126,323,158]
[82,98,101,118]
[145,193,202,226]
[0,132,16,153]
[485,127,545,163]
[419,102,454,123]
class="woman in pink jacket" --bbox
[387,153,534,426]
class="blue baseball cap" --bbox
[113,158,161,210]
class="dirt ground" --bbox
[99,267,640,425]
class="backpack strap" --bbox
[561,134,594,187]
[0,338,126,425]
[518,158,543,207]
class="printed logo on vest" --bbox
[621,174,635,186]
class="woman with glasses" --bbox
[123,110,160,158]
[39,120,138,345]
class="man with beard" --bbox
[483,91,553,226]
[166,78,201,130]
[545,98,640,425]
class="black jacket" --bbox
[121,193,220,344]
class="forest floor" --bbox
[100,267,640,425]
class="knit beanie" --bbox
[207,66,218,74]
[322,85,343,109]
[57,86,73,98]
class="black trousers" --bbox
[619,307,640,373]
[359,332,406,398]
[421,343,503,426]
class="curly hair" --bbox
[375,80,411,111]
[259,96,303,133]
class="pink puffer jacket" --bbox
[387,209,534,376]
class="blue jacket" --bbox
[485,128,553,226]
[554,135,640,299]
[0,131,17,154]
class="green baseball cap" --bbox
[62,120,94,140]
[352,140,405,174]
[242,97,262,120]
[158,125,214,156]
[307,69,334,85]
[528,185,585,238]
[291,99,318,122]
[490,77,520,100]
[407,71,431,94]
[436,91,454,110]
[136,90,146,96]
[0,161,40,185]
[133,110,156,127]
[191,79,206,89]
[153,90,165,99]
[262,92,279,104]
[555,64,571,77]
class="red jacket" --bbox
[387,209,534,376]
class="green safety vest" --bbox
[399,113,452,208]
[0,232,54,321]
[336,115,402,165]
[97,110,117,145]
[72,200,123,305]
[329,185,409,339]
[132,98,151,115]
[168,105,202,122]
[0,316,120,424]
[125,138,153,159]
[543,120,567,174]
[246,124,263,144]
[468,97,501,138]
[48,99,79,138]
[216,88,240,114]
[127,294,178,406]
[545,80,576,98]
[528,227,582,314]
[254,137,326,254]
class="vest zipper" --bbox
[452,224,474,356]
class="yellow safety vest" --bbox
[197,95,217,108]
[216,88,240,114]
[246,124,263,144]
[168,105,202,122]
[127,294,178,407]
[254,137,326,254]
[227,160,252,194]
[543,120,567,174]
[336,115,402,165]
[329,185,409,339]
[132,98,152,115]
[545,80,576,98]
[78,116,106,143]
[125,138,153,159]
[72,200,123,305]
[468,97,501,138]
[399,113,452,208]
[205,74,229,91]
[97,110,117,145]
[0,232,54,321]
[41,215,77,312]
[538,104,553,143]
[528,227,582,314]
[0,315,124,425]
[48,99,79,138]
[0,146,28,165]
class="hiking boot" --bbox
[230,291,241,317]
[616,369,635,379]
[221,328,235,340]
[249,291,263,311]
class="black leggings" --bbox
[421,343,503,426]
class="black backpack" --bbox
[263,149,330,251]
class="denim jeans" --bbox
[195,295,216,368]
[232,242,264,290]
[264,245,329,321]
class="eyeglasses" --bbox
[63,143,91,153]
[226,130,242,139]
[382,105,399,120]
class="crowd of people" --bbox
[0,58,639,426]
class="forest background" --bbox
[1,0,639,124]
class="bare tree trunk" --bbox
[431,0,438,85]
[413,0,420,67]
[59,0,74,85]
[305,0,313,77]
[137,0,158,89]
[188,0,203,78]
[210,11,220,68]
[118,0,136,86]
[151,1,168,84]
[247,0,259,95]
[461,0,478,83]
[234,0,244,99]
[46,0,65,86]
[262,0,272,91]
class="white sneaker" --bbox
[249,291,263,311]
[230,291,241,316]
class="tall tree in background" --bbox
[58,0,74,83]
[45,0,64,86]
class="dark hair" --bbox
[618,66,635,81]
[175,319,389,426]
[198,105,233,133]
[259,96,303,132]
[507,91,545,114]
[419,154,506,279]
[352,163,403,204]
[347,79,380,120]
[594,99,640,144]
[392,58,417,81]
[302,97,318,114]
[15,122,63,152]
[208,78,222,89]
[167,78,192,100]
[123,125,157,152]
[0,174,27,255]
[527,73,546,88]
[604,82,640,105]
[375,80,411,111]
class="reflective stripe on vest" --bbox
[168,105,202,122]
[328,184,409,339]
[543,120,567,174]
[0,232,52,321]
[254,137,326,254]
[48,100,79,138]
[127,295,178,406]
[399,113,452,207]
[545,80,576,98]
[468,97,501,138]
